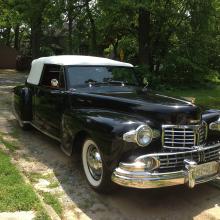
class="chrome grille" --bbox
[162,123,207,149]
[159,144,220,170]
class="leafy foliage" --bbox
[0,0,219,87]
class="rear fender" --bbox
[14,86,32,121]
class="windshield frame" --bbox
[64,65,141,89]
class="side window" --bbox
[40,64,61,88]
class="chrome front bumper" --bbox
[112,161,220,189]
[112,146,220,189]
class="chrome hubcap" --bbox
[86,144,103,180]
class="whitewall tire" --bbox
[82,138,114,192]
[82,139,103,187]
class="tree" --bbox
[0,0,219,87]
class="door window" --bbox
[40,64,65,89]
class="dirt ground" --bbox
[0,69,220,220]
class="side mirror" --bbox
[51,79,59,87]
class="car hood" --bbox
[69,86,201,125]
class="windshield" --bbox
[66,66,139,88]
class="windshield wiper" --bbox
[85,79,127,87]
[85,79,97,84]
[106,79,125,86]
[85,79,108,87]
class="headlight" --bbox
[136,125,153,146]
[123,124,155,147]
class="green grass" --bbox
[27,172,45,183]
[34,210,51,220]
[163,86,220,109]
[0,150,40,211]
[48,181,59,189]
[0,150,51,219]
[0,136,18,152]
[41,192,62,217]
[27,172,59,189]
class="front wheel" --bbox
[82,139,114,193]
[20,121,31,130]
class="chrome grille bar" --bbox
[158,144,220,170]
[162,122,207,150]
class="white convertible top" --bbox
[27,55,133,85]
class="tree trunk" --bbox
[138,8,151,66]
[113,40,118,59]
[14,25,20,50]
[31,18,42,59]
[67,0,74,54]
[30,0,48,59]
[67,13,73,54]
[85,0,97,55]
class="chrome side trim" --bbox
[30,122,61,142]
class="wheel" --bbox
[19,120,31,131]
[20,122,31,131]
[82,138,114,193]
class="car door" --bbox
[33,64,66,139]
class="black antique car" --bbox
[13,55,220,192]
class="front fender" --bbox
[61,108,157,171]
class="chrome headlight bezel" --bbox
[123,124,157,147]
[136,125,153,146]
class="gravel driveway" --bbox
[0,69,220,220]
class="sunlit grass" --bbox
[41,192,62,217]
[0,150,38,211]
[0,135,18,152]
[163,86,220,110]
[0,144,50,219]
